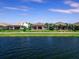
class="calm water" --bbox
[0,37,79,59]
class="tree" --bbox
[28,23,32,30]
[48,23,54,30]
[23,26,27,32]
[74,22,79,31]
[44,23,49,30]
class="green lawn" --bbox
[0,29,77,32]
[0,30,79,37]
[0,32,79,37]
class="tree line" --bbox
[28,22,79,31]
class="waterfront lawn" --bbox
[0,32,79,37]
[0,29,77,32]
[0,29,79,37]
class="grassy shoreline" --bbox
[0,32,79,37]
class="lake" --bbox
[0,37,79,59]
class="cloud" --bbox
[48,8,79,14]
[19,13,30,16]
[48,9,71,14]
[64,0,79,8]
[48,0,79,14]
[31,0,44,3]
[20,0,44,3]
[3,6,30,11]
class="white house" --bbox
[19,22,29,28]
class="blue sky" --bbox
[0,0,79,24]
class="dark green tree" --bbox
[23,27,27,32]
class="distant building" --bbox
[7,25,23,30]
[0,23,23,30]
[32,23,46,30]
[18,22,29,28]
[0,23,9,30]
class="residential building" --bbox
[18,22,29,28]
[32,23,46,30]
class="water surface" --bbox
[0,37,79,59]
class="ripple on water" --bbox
[0,37,79,59]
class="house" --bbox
[0,23,9,30]
[0,23,24,30]
[55,22,67,30]
[32,23,46,30]
[6,25,24,30]
[18,22,29,28]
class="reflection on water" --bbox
[0,37,79,59]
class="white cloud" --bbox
[3,6,30,11]
[48,9,71,14]
[20,0,44,3]
[48,8,79,14]
[31,0,44,3]
[65,0,79,8]
[48,0,79,14]
[70,8,79,13]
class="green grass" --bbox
[0,30,77,32]
[0,32,79,37]
[0,30,79,37]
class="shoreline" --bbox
[0,32,79,37]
